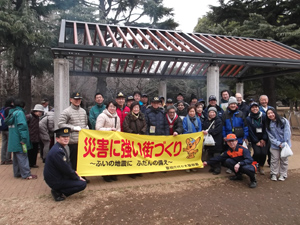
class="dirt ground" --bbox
[1,129,300,225]
[0,168,299,225]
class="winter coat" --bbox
[238,101,250,117]
[5,107,32,152]
[246,112,268,144]
[39,111,55,141]
[123,112,147,134]
[197,111,207,124]
[202,116,223,153]
[26,112,40,143]
[95,109,121,131]
[116,105,130,131]
[166,114,183,135]
[183,116,202,134]
[207,144,253,167]
[267,117,291,150]
[58,104,88,144]
[176,108,188,117]
[222,108,248,144]
[145,107,169,135]
[89,103,106,130]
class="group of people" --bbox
[0,90,292,201]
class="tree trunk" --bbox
[262,77,276,108]
[96,76,107,98]
[14,46,32,113]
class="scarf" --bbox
[250,111,262,126]
[186,115,199,133]
[166,113,178,134]
[131,112,139,119]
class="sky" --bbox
[163,0,220,32]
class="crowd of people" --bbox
[0,90,292,201]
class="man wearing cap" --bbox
[141,94,149,107]
[41,98,53,113]
[89,93,106,130]
[222,96,248,145]
[26,104,45,168]
[145,97,169,135]
[44,127,86,201]
[204,95,224,118]
[58,92,88,172]
[115,92,130,131]
[203,133,257,188]
[126,95,134,108]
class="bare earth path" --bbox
[0,133,300,224]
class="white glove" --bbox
[73,126,82,131]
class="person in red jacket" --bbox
[115,92,130,131]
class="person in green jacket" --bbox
[89,93,106,130]
[4,99,37,180]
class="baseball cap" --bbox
[225,134,237,141]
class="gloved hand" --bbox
[73,126,82,131]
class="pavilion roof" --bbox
[52,20,300,80]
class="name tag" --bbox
[256,128,262,133]
[150,126,156,134]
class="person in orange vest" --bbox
[203,133,257,188]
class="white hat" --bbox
[33,104,44,112]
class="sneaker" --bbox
[192,169,197,172]
[226,168,233,174]
[249,181,257,188]
[278,175,286,181]
[271,174,277,181]
[186,169,191,173]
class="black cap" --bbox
[127,95,134,101]
[159,96,165,100]
[209,95,217,101]
[250,102,259,108]
[177,93,184,97]
[151,96,161,103]
[141,94,148,98]
[116,92,125,98]
[71,92,83,99]
[54,127,70,137]
[166,98,173,103]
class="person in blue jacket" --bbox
[145,97,169,135]
[183,106,202,134]
[44,127,86,201]
[203,134,257,188]
[222,96,248,145]
[266,108,291,182]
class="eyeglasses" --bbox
[168,111,175,114]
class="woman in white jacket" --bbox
[96,101,121,131]
[95,101,120,182]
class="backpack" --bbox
[0,107,9,131]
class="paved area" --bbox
[0,138,299,199]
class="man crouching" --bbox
[203,134,257,188]
[44,127,86,201]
